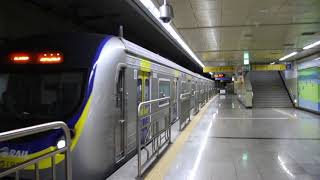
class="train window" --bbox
[159,79,170,106]
[0,71,84,131]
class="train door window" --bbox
[159,79,170,106]
[181,81,187,94]
[173,79,177,102]
[116,69,125,115]
[172,79,178,120]
[192,83,195,94]
[137,79,142,106]
[144,78,151,113]
[188,80,191,92]
[144,79,150,102]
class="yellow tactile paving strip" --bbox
[144,95,218,180]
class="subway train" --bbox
[0,33,214,179]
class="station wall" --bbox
[298,67,320,112]
[281,62,298,106]
[282,55,320,113]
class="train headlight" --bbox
[57,139,66,149]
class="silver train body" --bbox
[0,33,214,179]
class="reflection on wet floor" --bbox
[165,95,320,180]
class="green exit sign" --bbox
[244,51,250,65]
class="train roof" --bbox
[0,33,212,82]
[122,39,212,82]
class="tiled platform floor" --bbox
[165,95,320,180]
[108,95,320,180]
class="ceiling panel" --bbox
[180,28,219,51]
[153,0,320,66]
[170,0,198,28]
[190,0,221,11]
[195,9,221,27]
[222,0,250,16]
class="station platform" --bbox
[108,95,320,180]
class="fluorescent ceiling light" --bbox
[279,52,297,61]
[139,0,205,68]
[303,40,320,50]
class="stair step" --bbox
[249,71,293,108]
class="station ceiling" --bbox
[152,0,320,66]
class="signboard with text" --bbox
[252,64,286,71]
[203,66,234,73]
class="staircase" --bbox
[250,71,293,108]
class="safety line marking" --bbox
[217,117,289,120]
[144,95,218,180]
[205,136,320,140]
[272,108,297,119]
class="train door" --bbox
[137,71,151,143]
[115,68,126,161]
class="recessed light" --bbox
[283,43,294,47]
[303,40,320,50]
[259,9,269,13]
[279,52,297,61]
[301,32,316,36]
[244,34,253,38]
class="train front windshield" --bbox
[0,71,85,132]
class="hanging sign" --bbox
[203,66,234,73]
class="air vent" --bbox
[283,43,294,47]
[301,32,316,36]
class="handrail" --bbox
[137,97,171,178]
[180,92,191,100]
[0,121,72,180]
[138,97,170,115]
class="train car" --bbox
[0,33,213,179]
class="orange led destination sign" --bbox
[10,53,30,63]
[38,53,63,64]
[9,52,63,64]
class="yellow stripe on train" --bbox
[140,59,151,72]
